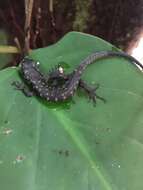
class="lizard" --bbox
[12,51,143,103]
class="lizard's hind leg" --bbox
[12,81,35,97]
[79,80,106,104]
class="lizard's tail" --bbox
[78,51,143,73]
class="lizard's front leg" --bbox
[79,79,106,104]
[11,81,35,97]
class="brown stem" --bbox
[33,0,41,48]
[24,0,34,55]
[14,37,22,53]
[49,0,55,27]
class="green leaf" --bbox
[0,30,12,69]
[0,31,143,190]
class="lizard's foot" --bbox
[79,80,106,104]
[11,81,34,97]
[12,81,25,90]
[88,87,106,105]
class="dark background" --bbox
[0,0,143,65]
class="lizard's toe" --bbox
[88,88,106,104]
[11,81,24,90]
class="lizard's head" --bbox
[19,58,39,69]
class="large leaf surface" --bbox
[0,32,143,190]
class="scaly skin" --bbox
[12,51,143,103]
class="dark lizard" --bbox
[12,51,143,103]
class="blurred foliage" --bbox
[0,30,12,69]
[73,0,93,31]
[0,0,142,66]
